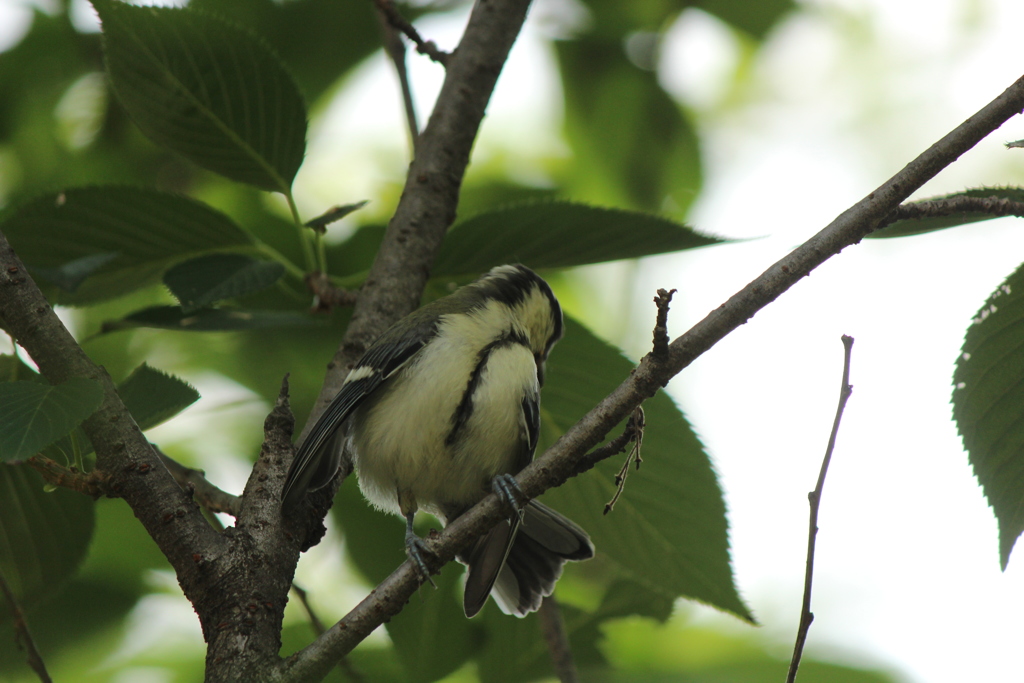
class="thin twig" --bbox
[26,455,110,497]
[604,406,644,515]
[0,567,52,683]
[538,596,578,683]
[786,335,855,683]
[155,446,242,517]
[374,4,420,145]
[651,289,676,362]
[291,583,365,682]
[885,194,1024,225]
[371,0,450,65]
[571,406,643,477]
[305,272,359,313]
[291,583,326,634]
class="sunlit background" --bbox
[3,0,1024,681]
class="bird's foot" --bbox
[404,515,437,588]
[492,474,527,522]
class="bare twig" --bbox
[0,567,52,683]
[155,447,241,517]
[371,0,450,65]
[305,272,359,313]
[651,289,676,362]
[604,406,644,515]
[538,596,578,683]
[26,455,110,497]
[786,335,855,683]
[887,194,1024,224]
[374,4,420,144]
[291,583,327,635]
[572,406,643,477]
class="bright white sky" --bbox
[4,0,1024,680]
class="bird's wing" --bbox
[281,319,437,509]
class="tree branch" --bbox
[281,71,1024,679]
[155,446,241,517]
[0,232,226,620]
[887,194,1024,224]
[374,0,420,145]
[370,0,450,65]
[786,335,855,683]
[538,596,579,683]
[0,568,52,683]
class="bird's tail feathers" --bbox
[462,500,593,618]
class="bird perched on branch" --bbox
[282,264,594,617]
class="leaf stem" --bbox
[284,191,318,274]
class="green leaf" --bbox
[953,262,1024,569]
[30,252,120,293]
[558,41,702,214]
[0,379,103,463]
[164,253,285,314]
[870,187,1024,239]
[101,305,322,333]
[117,364,200,431]
[386,563,482,683]
[93,0,307,191]
[1,187,251,305]
[190,0,387,104]
[433,202,721,277]
[0,463,95,608]
[540,318,752,621]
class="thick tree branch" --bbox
[281,73,1024,678]
[0,232,226,617]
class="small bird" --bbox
[282,264,594,616]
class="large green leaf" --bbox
[117,363,200,432]
[1,187,251,304]
[0,379,103,463]
[433,202,721,277]
[953,261,1024,568]
[870,187,1024,239]
[190,0,385,104]
[164,252,285,314]
[0,464,95,609]
[558,40,702,215]
[540,318,752,621]
[93,0,307,192]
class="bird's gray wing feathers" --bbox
[281,324,434,509]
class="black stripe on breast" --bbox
[445,330,531,447]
